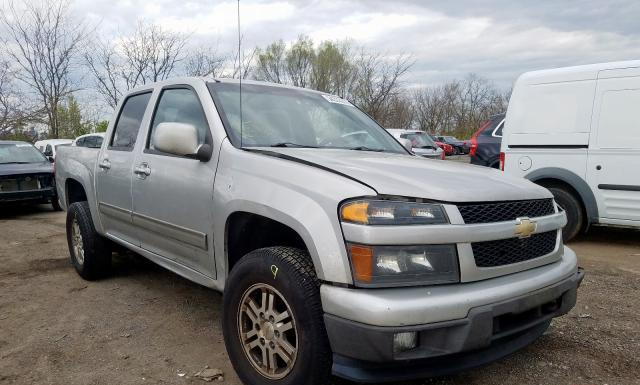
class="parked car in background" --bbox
[502,60,640,241]
[73,133,105,148]
[56,77,582,385]
[427,133,454,155]
[387,129,444,159]
[0,141,61,210]
[34,139,73,161]
[470,113,505,169]
[437,135,468,154]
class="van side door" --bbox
[95,91,153,245]
[587,68,640,224]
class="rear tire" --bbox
[66,201,112,280]
[547,186,584,242]
[222,247,331,385]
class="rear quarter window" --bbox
[110,92,152,150]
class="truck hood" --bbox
[256,148,551,202]
[0,161,53,177]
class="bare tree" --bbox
[84,21,188,109]
[1,0,87,138]
[0,61,40,136]
[185,47,228,78]
[351,52,413,123]
[84,41,121,109]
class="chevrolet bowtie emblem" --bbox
[515,217,537,238]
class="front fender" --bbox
[213,141,375,285]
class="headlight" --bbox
[347,243,459,287]
[340,200,448,225]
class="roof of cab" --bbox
[518,60,640,84]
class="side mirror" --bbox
[47,156,54,163]
[153,122,200,157]
[398,138,413,152]
[43,149,53,157]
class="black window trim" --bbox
[108,89,154,152]
[143,84,213,160]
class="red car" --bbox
[436,141,454,155]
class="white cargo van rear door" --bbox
[587,69,640,224]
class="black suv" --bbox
[470,113,505,169]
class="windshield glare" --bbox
[401,133,437,148]
[0,143,48,164]
[209,83,405,153]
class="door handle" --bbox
[98,159,111,170]
[134,163,151,177]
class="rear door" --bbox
[131,85,217,276]
[95,91,153,245]
[587,69,640,223]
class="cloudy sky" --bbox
[56,0,640,89]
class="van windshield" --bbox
[208,82,405,154]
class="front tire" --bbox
[66,201,112,280]
[222,247,331,385]
[547,186,584,242]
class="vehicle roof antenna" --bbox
[237,0,243,149]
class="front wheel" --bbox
[222,247,331,385]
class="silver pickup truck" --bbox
[55,78,583,385]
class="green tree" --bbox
[56,95,90,139]
[94,120,109,133]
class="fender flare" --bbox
[525,167,598,224]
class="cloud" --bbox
[68,0,640,89]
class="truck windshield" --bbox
[0,143,48,164]
[401,133,437,149]
[208,82,406,153]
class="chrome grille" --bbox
[458,199,555,224]
[472,231,557,267]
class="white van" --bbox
[502,60,640,241]
[34,139,73,160]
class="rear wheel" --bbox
[547,186,584,242]
[223,247,331,385]
[66,201,112,280]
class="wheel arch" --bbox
[221,205,347,285]
[524,167,598,224]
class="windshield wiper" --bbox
[270,142,318,148]
[347,146,385,152]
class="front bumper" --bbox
[0,188,56,204]
[322,248,583,382]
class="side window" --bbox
[75,138,85,147]
[148,88,209,152]
[95,136,104,148]
[85,136,97,148]
[110,92,152,150]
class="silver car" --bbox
[387,128,444,159]
[55,78,583,385]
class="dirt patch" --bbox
[0,206,639,385]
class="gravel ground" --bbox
[1,205,639,385]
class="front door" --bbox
[131,86,217,277]
[587,70,640,223]
[95,91,153,245]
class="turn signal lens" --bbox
[348,244,374,283]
